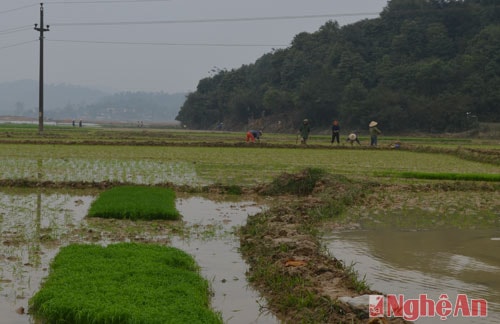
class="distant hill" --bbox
[0,80,109,116]
[61,91,187,122]
[0,80,186,122]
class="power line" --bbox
[48,39,289,47]
[0,39,37,51]
[46,0,172,3]
[0,3,38,15]
[50,12,380,27]
[0,25,33,35]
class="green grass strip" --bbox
[29,243,222,324]
[88,186,180,220]
[376,171,500,182]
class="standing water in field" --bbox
[172,196,278,324]
[323,229,500,323]
[0,191,278,324]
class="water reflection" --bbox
[323,229,500,323]
[0,192,93,324]
[172,196,278,324]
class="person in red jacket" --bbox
[246,130,262,143]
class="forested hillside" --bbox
[176,0,500,133]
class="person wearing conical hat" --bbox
[369,121,382,146]
[298,119,311,144]
[346,132,360,146]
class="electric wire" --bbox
[48,39,288,47]
[0,26,33,35]
[0,3,38,15]
[50,13,380,27]
[0,39,37,51]
[46,0,173,4]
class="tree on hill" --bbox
[176,0,500,133]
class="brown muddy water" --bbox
[0,191,278,324]
[323,229,500,324]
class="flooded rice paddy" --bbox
[0,158,202,186]
[1,147,498,323]
[0,190,278,324]
[2,145,499,187]
[323,229,500,323]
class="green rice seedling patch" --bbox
[88,186,180,220]
[376,171,500,182]
[29,243,223,324]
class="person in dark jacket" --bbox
[331,120,340,144]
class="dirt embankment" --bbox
[239,170,411,323]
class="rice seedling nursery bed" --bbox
[29,243,222,324]
[88,186,180,220]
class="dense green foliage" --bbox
[29,243,222,324]
[177,0,500,132]
[88,186,180,220]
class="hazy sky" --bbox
[1,0,388,93]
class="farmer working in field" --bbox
[369,121,382,146]
[331,120,340,144]
[246,130,262,143]
[298,119,311,144]
[346,132,361,146]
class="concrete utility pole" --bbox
[34,3,49,134]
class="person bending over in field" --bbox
[246,130,262,143]
[346,132,361,146]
